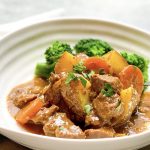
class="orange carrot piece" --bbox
[119,65,144,95]
[15,97,44,124]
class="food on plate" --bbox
[7,38,150,139]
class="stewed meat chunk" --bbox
[85,127,115,138]
[91,74,122,95]
[8,78,48,108]
[32,105,59,124]
[43,113,85,138]
[93,93,123,125]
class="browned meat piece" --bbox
[45,73,90,122]
[91,74,122,95]
[8,78,48,108]
[55,125,85,139]
[44,80,62,105]
[44,72,67,105]
[49,72,66,84]
[85,127,115,139]
[43,113,71,136]
[85,110,104,127]
[32,105,59,124]
[60,79,87,121]
[58,99,76,121]
[93,93,124,125]
[43,113,85,139]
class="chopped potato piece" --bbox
[115,87,140,126]
[55,52,77,73]
[103,50,128,75]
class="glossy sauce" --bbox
[7,77,48,135]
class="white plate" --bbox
[0,18,150,150]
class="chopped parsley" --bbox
[115,100,122,112]
[79,76,87,87]
[65,72,87,87]
[73,61,86,73]
[65,72,77,84]
[101,83,114,97]
[84,104,93,115]
[59,126,65,131]
[82,70,95,79]
[87,70,95,78]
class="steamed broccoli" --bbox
[35,62,56,78]
[35,41,72,78]
[74,39,113,56]
[45,41,72,64]
[121,51,149,82]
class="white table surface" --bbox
[0,0,150,149]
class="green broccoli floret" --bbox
[121,51,149,82]
[35,62,56,78]
[35,41,73,78]
[45,41,72,64]
[74,39,113,56]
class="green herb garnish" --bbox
[65,72,87,87]
[84,104,93,115]
[82,70,95,79]
[79,76,87,87]
[73,61,86,73]
[59,126,65,131]
[65,72,77,84]
[101,83,114,97]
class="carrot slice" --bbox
[84,57,110,73]
[119,65,144,95]
[15,97,44,124]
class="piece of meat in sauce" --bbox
[45,72,91,122]
[32,105,59,124]
[60,78,87,121]
[85,110,104,127]
[44,73,66,105]
[43,113,85,139]
[85,127,115,139]
[8,78,48,108]
[93,93,124,125]
[91,74,122,98]
[45,73,78,122]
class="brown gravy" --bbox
[7,77,48,135]
[7,78,150,136]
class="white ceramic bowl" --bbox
[0,18,150,150]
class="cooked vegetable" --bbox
[84,57,110,73]
[119,65,144,95]
[65,72,77,84]
[54,52,77,74]
[45,41,72,64]
[35,41,73,78]
[121,51,149,82]
[103,50,128,75]
[73,61,86,74]
[101,83,115,97]
[15,97,44,124]
[84,104,93,115]
[35,62,55,78]
[65,72,89,88]
[61,77,91,120]
[116,87,140,126]
[74,39,112,56]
